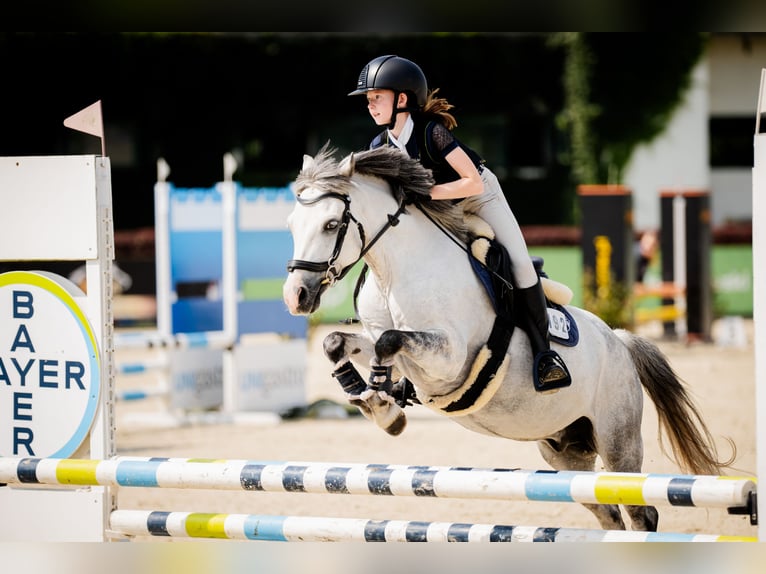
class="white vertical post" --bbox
[672,194,688,338]
[221,152,239,346]
[221,153,239,414]
[753,68,766,542]
[82,157,116,461]
[154,158,172,339]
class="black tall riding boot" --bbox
[516,280,572,393]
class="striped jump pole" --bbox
[109,510,755,542]
[114,330,236,350]
[0,457,755,514]
[115,356,169,376]
[116,388,169,402]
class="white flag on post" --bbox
[64,100,103,137]
[64,100,105,156]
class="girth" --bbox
[421,234,515,416]
[437,315,514,414]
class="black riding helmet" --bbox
[349,55,428,128]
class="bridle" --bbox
[286,189,408,286]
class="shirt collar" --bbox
[387,115,414,153]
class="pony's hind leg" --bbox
[323,331,407,436]
[596,413,660,532]
[624,504,659,532]
[536,417,627,531]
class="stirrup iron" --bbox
[533,350,572,393]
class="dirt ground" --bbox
[113,319,758,541]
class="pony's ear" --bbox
[338,153,355,177]
[301,154,314,172]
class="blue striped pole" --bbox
[116,389,168,402]
[113,330,234,350]
[108,510,755,542]
[115,359,168,376]
[0,457,755,511]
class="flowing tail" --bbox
[616,329,735,476]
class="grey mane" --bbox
[293,144,352,197]
[294,143,470,242]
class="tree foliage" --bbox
[553,33,709,185]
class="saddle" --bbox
[467,223,579,348]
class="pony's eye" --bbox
[325,220,339,232]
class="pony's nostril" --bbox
[296,285,307,306]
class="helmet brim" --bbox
[348,88,371,97]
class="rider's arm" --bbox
[429,146,483,200]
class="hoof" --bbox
[367,394,407,436]
[348,398,374,421]
[381,411,407,436]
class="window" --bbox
[709,116,754,167]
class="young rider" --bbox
[348,54,571,393]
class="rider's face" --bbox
[366,89,400,126]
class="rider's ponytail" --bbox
[422,88,457,130]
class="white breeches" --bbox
[473,167,538,289]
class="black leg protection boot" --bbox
[332,361,367,397]
[391,377,420,408]
[368,364,393,393]
[516,280,572,393]
[332,361,375,420]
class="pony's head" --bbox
[283,142,467,315]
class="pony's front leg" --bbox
[323,331,407,436]
[374,328,462,382]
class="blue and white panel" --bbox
[168,184,225,334]
[237,186,307,338]
[233,338,307,412]
[168,348,223,410]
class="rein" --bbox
[286,190,408,286]
[413,202,515,293]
